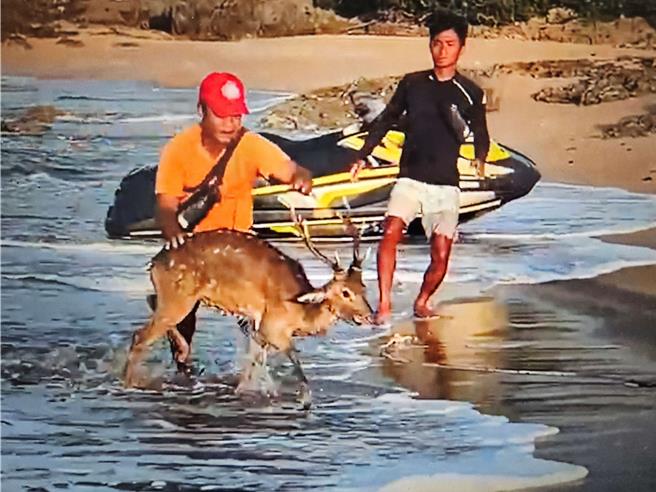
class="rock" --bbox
[546,7,577,25]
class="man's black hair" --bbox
[426,10,468,45]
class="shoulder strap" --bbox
[191,126,247,193]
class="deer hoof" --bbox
[123,366,138,389]
[176,361,202,377]
[299,383,312,410]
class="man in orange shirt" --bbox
[155,72,312,374]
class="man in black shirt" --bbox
[351,10,490,324]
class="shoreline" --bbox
[595,227,656,297]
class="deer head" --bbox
[293,214,373,326]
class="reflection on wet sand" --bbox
[378,297,509,403]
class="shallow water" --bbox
[2,76,656,491]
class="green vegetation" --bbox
[314,0,656,26]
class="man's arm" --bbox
[155,139,188,245]
[254,134,313,194]
[356,76,408,160]
[351,76,408,176]
[470,89,490,177]
[156,194,183,240]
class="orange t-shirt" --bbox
[155,125,294,232]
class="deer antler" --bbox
[292,211,342,271]
[337,207,367,270]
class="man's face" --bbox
[430,29,464,70]
[201,108,242,145]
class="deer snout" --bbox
[352,313,373,326]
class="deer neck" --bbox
[301,302,337,335]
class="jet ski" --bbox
[105,128,540,240]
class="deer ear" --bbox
[296,290,327,304]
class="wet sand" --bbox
[376,226,656,491]
[377,292,656,491]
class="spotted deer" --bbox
[123,217,373,407]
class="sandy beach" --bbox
[2,27,656,491]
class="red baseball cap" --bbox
[198,72,249,117]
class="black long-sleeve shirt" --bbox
[356,70,490,187]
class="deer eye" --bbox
[342,289,352,299]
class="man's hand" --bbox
[156,194,191,249]
[291,165,313,195]
[473,158,486,179]
[164,232,193,250]
[349,159,367,181]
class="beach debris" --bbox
[350,91,386,124]
[599,107,656,139]
[341,8,428,37]
[4,33,32,49]
[379,333,424,363]
[114,41,140,48]
[56,35,84,47]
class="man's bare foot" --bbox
[413,303,449,320]
[373,307,392,326]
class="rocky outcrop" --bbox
[1,0,350,41]
[162,0,349,39]
[526,57,655,105]
[1,105,66,135]
[1,0,85,40]
[259,69,495,131]
[471,15,655,49]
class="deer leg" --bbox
[124,317,165,388]
[168,301,199,375]
[286,346,312,409]
[124,299,197,388]
[167,327,190,364]
[236,318,277,396]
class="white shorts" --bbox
[387,178,460,239]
